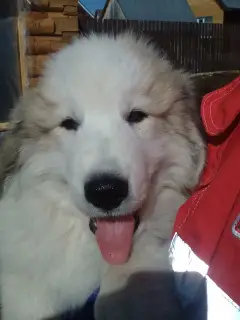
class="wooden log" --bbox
[27,12,48,19]
[63,5,78,16]
[30,0,50,6]
[27,55,49,77]
[47,12,67,18]
[29,0,77,12]
[54,16,78,35]
[47,7,78,18]
[27,36,67,54]
[31,0,77,11]
[29,0,50,10]
[26,18,55,35]
[62,31,79,42]
[49,0,77,9]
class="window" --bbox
[196,16,213,23]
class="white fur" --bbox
[0,33,205,319]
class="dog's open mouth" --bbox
[89,214,140,265]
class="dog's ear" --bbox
[0,87,58,191]
[0,88,41,190]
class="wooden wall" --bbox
[187,0,224,23]
[19,0,79,90]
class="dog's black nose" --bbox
[84,173,128,211]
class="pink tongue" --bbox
[96,216,135,265]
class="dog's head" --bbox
[0,34,205,264]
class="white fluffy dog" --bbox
[0,33,205,320]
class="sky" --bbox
[80,0,106,15]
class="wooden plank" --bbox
[27,36,67,54]
[27,55,49,77]
[26,18,55,35]
[17,16,28,93]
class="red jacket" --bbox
[171,76,240,318]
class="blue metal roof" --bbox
[79,0,106,16]
[218,0,240,9]
[117,0,196,22]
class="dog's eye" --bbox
[126,110,148,124]
[60,118,79,131]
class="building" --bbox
[188,0,240,24]
[187,0,223,23]
[101,0,196,22]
